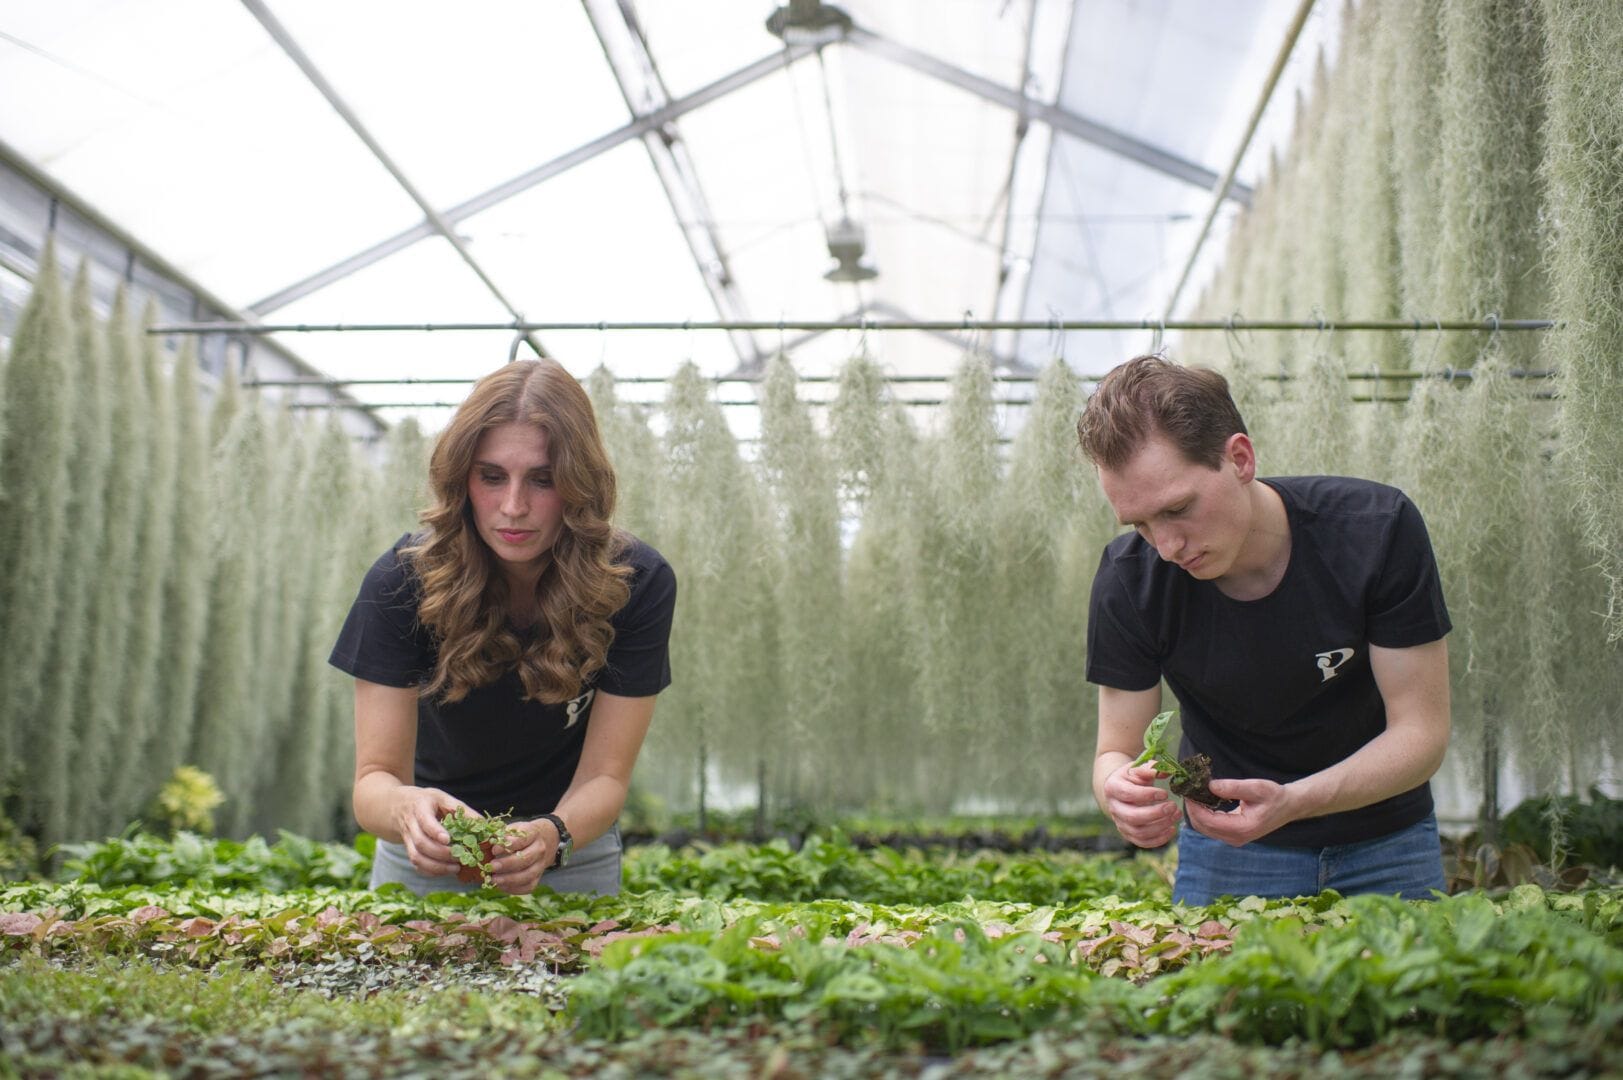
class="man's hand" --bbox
[1100,760,1182,848]
[1184,778,1302,846]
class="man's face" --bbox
[1097,433,1254,581]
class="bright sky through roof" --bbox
[0,1,1339,432]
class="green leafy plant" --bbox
[1443,838,1588,894]
[1131,712,1187,782]
[150,765,225,836]
[1131,712,1228,810]
[0,795,39,883]
[55,828,367,891]
[620,832,1168,906]
[443,808,520,887]
[1502,788,1623,872]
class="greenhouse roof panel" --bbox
[0,0,1341,424]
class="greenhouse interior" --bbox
[2,1,1621,1076]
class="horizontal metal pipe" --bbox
[159,316,1557,335]
[249,367,1556,390]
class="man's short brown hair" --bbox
[1077,354,1247,470]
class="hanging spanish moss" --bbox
[586,367,662,546]
[1196,0,1622,811]
[255,420,320,839]
[641,363,765,818]
[247,405,304,834]
[36,266,113,844]
[1434,0,1546,376]
[1542,0,1623,641]
[190,375,271,836]
[995,358,1098,810]
[0,241,73,805]
[1385,0,1447,359]
[83,290,145,827]
[146,339,212,798]
[1337,0,1404,401]
[914,354,1003,806]
[107,300,175,827]
[831,355,929,808]
[758,355,843,805]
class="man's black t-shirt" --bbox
[328,532,676,819]
[1085,476,1451,848]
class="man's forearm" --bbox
[1283,720,1448,821]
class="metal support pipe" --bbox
[154,316,1557,335]
[582,0,762,368]
[247,367,1555,389]
[1162,0,1316,319]
[246,43,815,316]
[845,26,1252,205]
[239,0,546,359]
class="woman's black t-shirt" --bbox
[329,532,676,818]
[1086,476,1451,848]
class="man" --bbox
[1079,355,1452,904]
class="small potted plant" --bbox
[442,807,522,886]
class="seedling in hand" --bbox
[442,807,521,886]
[1131,710,1234,810]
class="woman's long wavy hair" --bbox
[405,359,631,705]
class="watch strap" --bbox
[539,813,572,867]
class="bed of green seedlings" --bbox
[623,807,1126,852]
[4,830,1623,1077]
[7,956,1616,1079]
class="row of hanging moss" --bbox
[591,354,1118,820]
[1189,0,1622,808]
[1,259,1614,840]
[0,243,426,849]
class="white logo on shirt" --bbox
[1315,648,1356,682]
[565,688,595,728]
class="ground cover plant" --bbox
[6,823,1623,1075]
[9,956,1618,1079]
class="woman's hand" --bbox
[1101,760,1182,849]
[484,818,559,895]
[391,786,473,878]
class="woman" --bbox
[329,358,675,896]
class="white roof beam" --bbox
[988,0,1069,365]
[239,0,546,357]
[248,41,815,317]
[581,0,762,368]
[1161,0,1315,318]
[844,25,1252,206]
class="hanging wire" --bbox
[816,47,852,220]
[783,41,830,236]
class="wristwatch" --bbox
[539,813,572,867]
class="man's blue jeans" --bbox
[1172,813,1447,906]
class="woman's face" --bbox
[466,421,566,582]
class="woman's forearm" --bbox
[549,773,632,850]
[352,769,412,844]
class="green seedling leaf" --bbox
[442,808,521,887]
[1129,711,1191,785]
